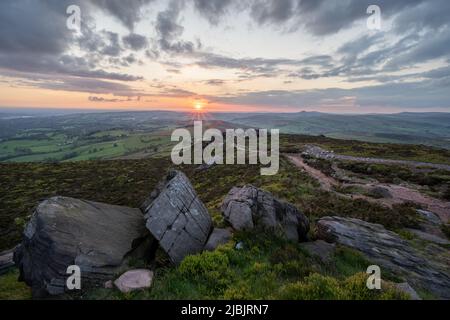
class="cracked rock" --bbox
[141,170,213,265]
[221,185,309,242]
[317,216,450,299]
[14,197,152,297]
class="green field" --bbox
[0,130,175,162]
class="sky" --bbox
[0,0,450,114]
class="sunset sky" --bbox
[1,0,450,113]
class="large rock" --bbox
[141,170,212,264]
[221,185,309,241]
[14,197,151,297]
[317,216,450,299]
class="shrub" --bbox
[277,272,409,300]
[332,247,370,277]
[269,244,303,264]
[179,250,231,283]
[278,273,343,300]
[223,282,253,300]
[441,224,450,240]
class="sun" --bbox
[194,102,203,111]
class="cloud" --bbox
[193,0,234,25]
[0,53,142,82]
[1,0,450,111]
[0,0,146,98]
[215,80,450,110]
[88,95,142,102]
[90,0,155,30]
[204,79,226,86]
[0,1,73,55]
[20,75,140,96]
[123,33,149,51]
[155,0,195,54]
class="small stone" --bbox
[114,269,154,293]
[104,280,114,289]
[235,242,244,250]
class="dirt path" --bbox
[286,153,450,223]
[286,154,338,192]
[304,145,450,170]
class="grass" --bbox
[0,157,422,300]
[338,161,450,200]
[0,158,172,251]
[280,134,450,165]
[1,129,175,163]
[0,137,435,300]
[82,231,408,300]
[0,156,423,252]
[0,269,32,300]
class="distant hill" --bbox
[214,112,450,149]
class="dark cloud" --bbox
[193,0,234,25]
[250,0,301,26]
[204,79,226,86]
[88,95,142,102]
[393,0,450,33]
[88,96,124,102]
[192,52,337,80]
[22,75,140,96]
[155,0,194,54]
[123,33,149,51]
[216,79,450,110]
[247,0,426,35]
[98,31,122,57]
[0,0,144,97]
[0,0,73,54]
[90,0,155,30]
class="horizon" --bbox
[2,106,450,116]
[1,1,450,114]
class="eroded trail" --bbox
[286,154,338,192]
[286,154,450,223]
[303,145,450,170]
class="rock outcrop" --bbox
[0,247,15,275]
[221,185,309,241]
[317,216,450,299]
[204,228,232,251]
[114,269,154,293]
[14,197,151,297]
[141,170,213,264]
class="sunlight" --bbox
[194,102,203,111]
